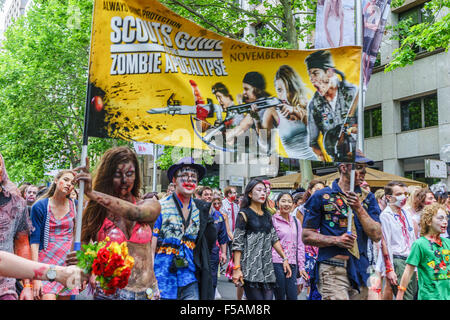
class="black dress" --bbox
[231,207,279,289]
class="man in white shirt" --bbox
[376,181,418,300]
[221,186,239,241]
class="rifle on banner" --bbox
[322,90,359,162]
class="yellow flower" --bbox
[108,242,122,255]
[120,242,129,257]
[113,266,127,277]
[125,256,135,269]
[84,248,97,257]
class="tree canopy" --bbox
[385,0,449,72]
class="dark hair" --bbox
[414,188,432,212]
[276,192,294,209]
[384,181,407,196]
[212,82,233,100]
[302,180,325,203]
[81,146,141,243]
[223,186,237,198]
[200,186,212,196]
[240,178,267,211]
[293,192,305,204]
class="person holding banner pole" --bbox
[72,146,161,300]
[302,151,381,300]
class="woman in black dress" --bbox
[231,179,292,300]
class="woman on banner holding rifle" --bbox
[70,146,161,300]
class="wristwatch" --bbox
[46,265,57,282]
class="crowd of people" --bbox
[1,148,449,301]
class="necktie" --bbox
[231,202,235,231]
[397,211,410,247]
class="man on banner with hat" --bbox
[152,157,216,300]
[305,50,358,162]
[302,151,382,300]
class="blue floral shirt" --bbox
[153,194,200,299]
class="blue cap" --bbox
[337,149,374,166]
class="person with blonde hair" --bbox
[253,65,317,159]
[396,203,450,300]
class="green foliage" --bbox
[201,175,220,189]
[385,0,450,72]
[156,145,214,170]
[0,0,125,184]
[161,0,317,49]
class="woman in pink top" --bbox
[272,192,309,300]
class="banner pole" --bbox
[73,0,96,253]
[152,144,158,192]
[346,163,356,234]
[356,0,365,153]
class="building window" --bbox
[400,93,438,132]
[398,3,433,54]
[405,170,440,186]
[364,106,382,138]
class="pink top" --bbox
[271,213,305,270]
[98,218,152,244]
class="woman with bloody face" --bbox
[73,146,161,300]
[209,196,228,296]
[30,170,78,300]
[397,203,450,300]
[231,179,292,300]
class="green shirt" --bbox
[406,236,450,300]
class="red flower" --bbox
[97,248,110,264]
[110,253,125,269]
[109,276,121,288]
[118,268,131,289]
[103,263,116,278]
[92,260,104,276]
[104,287,117,295]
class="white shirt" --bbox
[221,198,240,232]
[375,205,416,275]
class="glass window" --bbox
[364,106,382,138]
[424,94,438,127]
[401,98,421,131]
[398,3,433,53]
[401,93,438,131]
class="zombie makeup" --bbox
[174,167,198,196]
[57,173,75,196]
[430,209,449,235]
[425,192,437,205]
[212,200,221,211]
[113,161,136,198]
[227,188,237,202]
[249,183,267,205]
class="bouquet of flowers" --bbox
[77,237,135,295]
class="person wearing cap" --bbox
[304,50,358,162]
[152,157,216,300]
[225,71,272,146]
[302,151,382,300]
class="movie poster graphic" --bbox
[87,0,361,162]
[314,0,356,49]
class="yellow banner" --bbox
[87,0,362,162]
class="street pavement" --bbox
[215,274,308,300]
[76,273,308,300]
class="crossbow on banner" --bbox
[147,80,282,152]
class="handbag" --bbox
[293,217,301,279]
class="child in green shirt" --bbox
[397,203,450,300]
